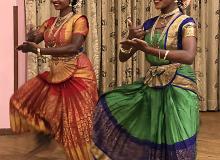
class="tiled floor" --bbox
[0,112,220,160]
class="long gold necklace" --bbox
[150,9,180,49]
[47,12,73,48]
[48,12,73,38]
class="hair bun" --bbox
[71,0,77,6]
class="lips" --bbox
[53,2,61,7]
[154,0,162,4]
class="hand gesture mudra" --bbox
[26,24,38,42]
[121,19,149,52]
[127,19,146,40]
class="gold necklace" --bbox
[48,12,73,38]
[160,8,180,19]
[55,12,73,27]
[160,8,180,26]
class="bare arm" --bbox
[119,19,146,62]
[145,36,197,65]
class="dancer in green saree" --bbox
[92,0,199,159]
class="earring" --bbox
[174,0,178,2]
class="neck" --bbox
[60,7,72,17]
[161,3,178,14]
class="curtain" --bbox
[25,0,219,111]
[190,0,220,111]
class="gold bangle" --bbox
[37,48,41,56]
[120,47,132,54]
[164,50,170,60]
[158,49,161,59]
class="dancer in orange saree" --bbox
[10,0,98,159]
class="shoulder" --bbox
[70,14,88,23]
[143,16,158,30]
[177,15,196,27]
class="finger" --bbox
[135,25,144,30]
[135,32,147,39]
[16,45,23,49]
[132,38,148,45]
[120,40,137,46]
[139,36,145,40]
[23,41,34,46]
[120,40,133,44]
[133,29,147,36]
[127,19,132,27]
[23,42,29,45]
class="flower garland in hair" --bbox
[70,0,83,13]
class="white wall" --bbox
[0,0,26,128]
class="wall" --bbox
[0,0,26,128]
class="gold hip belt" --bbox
[144,63,198,94]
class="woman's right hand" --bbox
[122,19,147,50]
[127,19,146,40]
[26,25,36,42]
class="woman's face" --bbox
[51,0,70,10]
[153,0,176,10]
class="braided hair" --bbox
[70,0,78,12]
[177,0,184,13]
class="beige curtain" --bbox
[25,0,219,111]
[190,0,220,111]
[97,0,160,92]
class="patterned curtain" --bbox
[97,0,159,92]
[25,0,100,82]
[190,0,220,111]
[25,0,220,111]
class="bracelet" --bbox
[163,50,170,60]
[120,47,132,54]
[37,48,41,56]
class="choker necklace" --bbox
[160,8,180,18]
[160,8,180,25]
[57,12,73,21]
[55,12,73,27]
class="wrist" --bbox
[122,45,132,50]
[36,47,41,56]
[143,45,152,54]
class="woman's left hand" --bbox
[17,41,40,54]
[120,38,149,52]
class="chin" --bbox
[154,5,163,10]
[53,6,61,10]
[155,6,162,10]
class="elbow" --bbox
[184,57,194,65]
[67,46,79,55]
